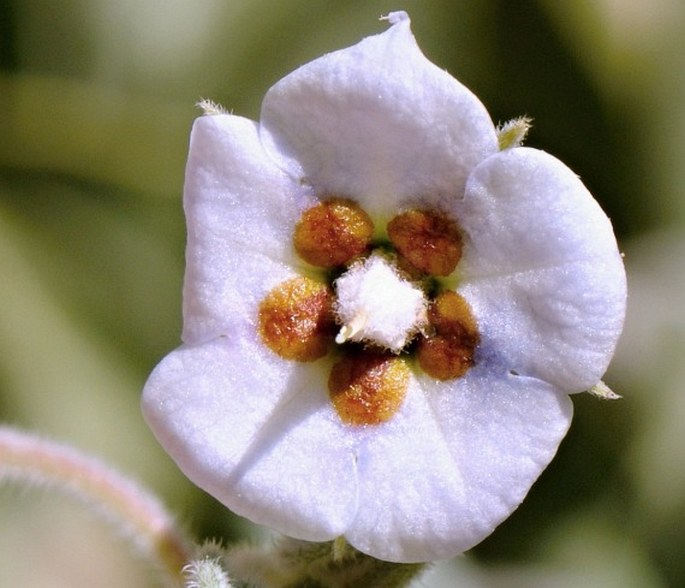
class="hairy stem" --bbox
[0,426,193,587]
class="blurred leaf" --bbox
[0,73,191,198]
[0,195,184,493]
[0,171,184,370]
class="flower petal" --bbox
[142,335,358,540]
[181,114,314,344]
[260,12,497,218]
[345,369,572,562]
[456,148,626,391]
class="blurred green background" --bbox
[1,1,683,586]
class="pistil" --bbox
[334,253,428,353]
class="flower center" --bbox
[256,197,480,426]
[334,252,427,353]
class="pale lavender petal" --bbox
[142,336,358,541]
[260,13,497,218]
[181,114,316,345]
[456,148,626,391]
[345,370,572,562]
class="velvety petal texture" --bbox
[181,115,314,344]
[142,12,626,564]
[348,369,572,561]
[455,148,626,392]
[260,11,498,219]
[144,337,358,541]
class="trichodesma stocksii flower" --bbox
[142,12,626,563]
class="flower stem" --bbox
[0,426,193,587]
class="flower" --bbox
[142,11,626,563]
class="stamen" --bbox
[334,253,427,352]
[335,311,368,345]
[258,277,335,361]
[329,351,409,425]
[428,290,478,338]
[417,336,475,380]
[417,290,479,380]
[294,198,374,268]
[387,209,462,276]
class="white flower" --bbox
[142,11,626,563]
